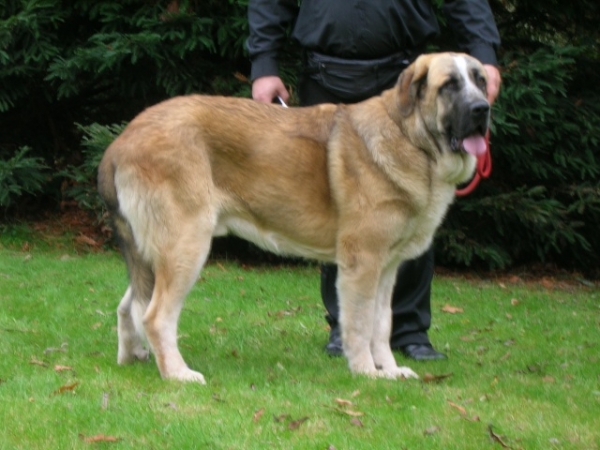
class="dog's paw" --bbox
[379,365,419,380]
[165,368,207,384]
[133,348,150,361]
[118,346,150,365]
[348,359,380,378]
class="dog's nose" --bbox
[471,101,490,119]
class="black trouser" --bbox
[298,74,434,348]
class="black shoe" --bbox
[398,344,447,361]
[324,326,343,357]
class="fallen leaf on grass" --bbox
[269,307,302,318]
[441,304,464,314]
[424,425,440,436]
[422,372,453,383]
[253,408,265,422]
[29,358,48,368]
[79,434,120,443]
[54,365,73,372]
[447,400,467,416]
[273,413,309,430]
[327,399,365,417]
[2,326,37,334]
[288,417,309,430]
[101,392,109,410]
[53,382,79,396]
[341,409,364,417]
[488,424,512,448]
[327,405,365,417]
[44,343,68,354]
[448,401,482,423]
[350,418,363,427]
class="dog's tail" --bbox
[98,152,155,338]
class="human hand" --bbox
[483,64,501,105]
[251,76,290,104]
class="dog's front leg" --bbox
[370,266,419,379]
[336,262,380,377]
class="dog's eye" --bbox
[442,76,460,91]
[473,71,487,91]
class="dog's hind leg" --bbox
[370,265,419,379]
[117,286,150,364]
[142,218,212,384]
[114,215,154,364]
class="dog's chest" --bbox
[391,185,455,261]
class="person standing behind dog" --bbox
[247,0,501,361]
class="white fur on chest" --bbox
[391,184,456,262]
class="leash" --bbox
[276,96,288,108]
[455,131,492,197]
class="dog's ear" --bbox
[397,56,430,117]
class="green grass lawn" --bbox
[0,231,598,449]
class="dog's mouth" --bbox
[450,134,487,156]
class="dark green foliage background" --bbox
[1,0,598,275]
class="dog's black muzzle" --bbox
[469,100,490,135]
[448,98,490,153]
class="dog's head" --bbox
[397,53,490,158]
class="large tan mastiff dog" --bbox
[98,52,490,384]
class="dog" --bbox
[98,52,490,384]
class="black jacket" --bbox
[247,0,500,80]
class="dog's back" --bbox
[100,96,342,263]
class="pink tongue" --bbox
[462,135,487,156]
